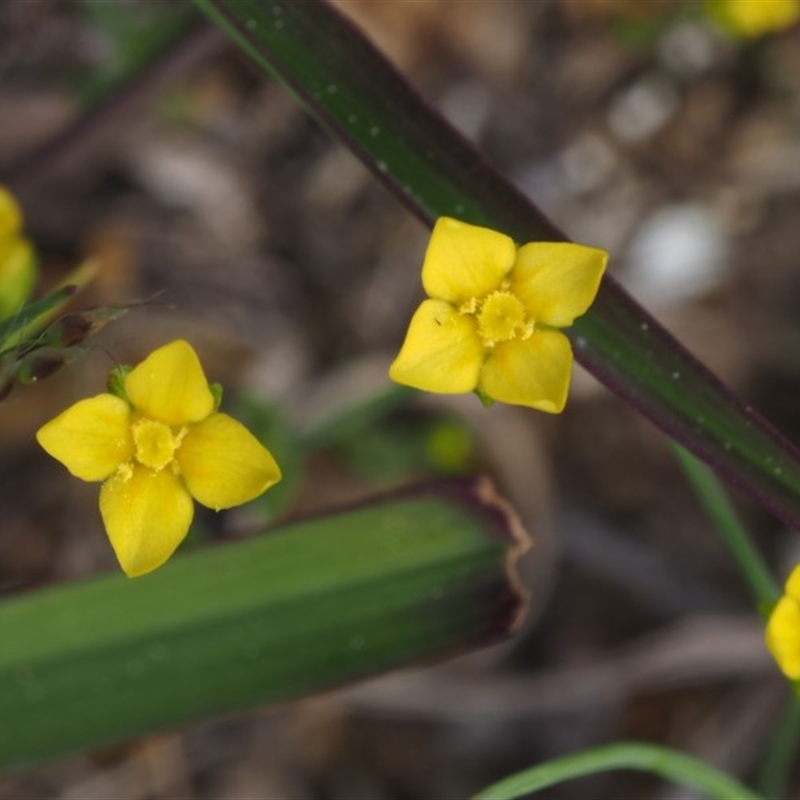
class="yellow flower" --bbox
[0,185,35,320]
[0,185,22,240]
[766,565,800,678]
[37,340,281,577]
[713,0,799,37]
[389,218,607,413]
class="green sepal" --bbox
[107,364,133,400]
[474,386,495,407]
[210,381,223,411]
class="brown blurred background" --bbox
[1,0,800,797]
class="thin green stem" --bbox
[757,697,800,800]
[672,443,780,614]
[473,742,764,800]
[298,384,415,451]
[672,439,799,800]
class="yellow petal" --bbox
[422,217,516,305]
[766,595,800,679]
[479,330,573,413]
[0,186,22,239]
[389,299,484,393]
[36,394,133,481]
[125,340,215,426]
[177,412,281,510]
[100,465,194,577]
[511,242,607,328]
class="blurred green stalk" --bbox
[757,698,800,800]
[672,443,779,614]
[473,742,764,800]
[672,446,799,799]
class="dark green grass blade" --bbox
[193,0,800,532]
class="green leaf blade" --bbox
[0,479,527,769]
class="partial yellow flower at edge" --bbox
[0,236,36,320]
[389,217,607,413]
[712,0,800,38]
[0,185,22,240]
[36,340,282,578]
[0,185,35,320]
[766,564,800,679]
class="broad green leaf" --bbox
[193,0,800,531]
[0,478,527,769]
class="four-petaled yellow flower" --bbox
[766,564,800,678]
[37,340,281,577]
[389,217,607,413]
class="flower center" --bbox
[132,418,184,472]
[476,291,532,346]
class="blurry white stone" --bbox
[567,180,647,254]
[659,22,718,77]
[624,204,728,307]
[560,132,618,195]
[129,138,261,247]
[306,147,370,209]
[608,75,679,143]
[513,159,567,213]
[244,332,311,401]
[440,81,492,142]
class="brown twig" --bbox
[1,18,224,198]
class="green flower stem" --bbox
[757,697,800,800]
[473,742,764,800]
[298,384,415,451]
[671,441,799,799]
[672,443,780,613]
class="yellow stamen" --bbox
[132,418,183,472]
[477,291,531,346]
[458,297,478,315]
[116,462,134,483]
